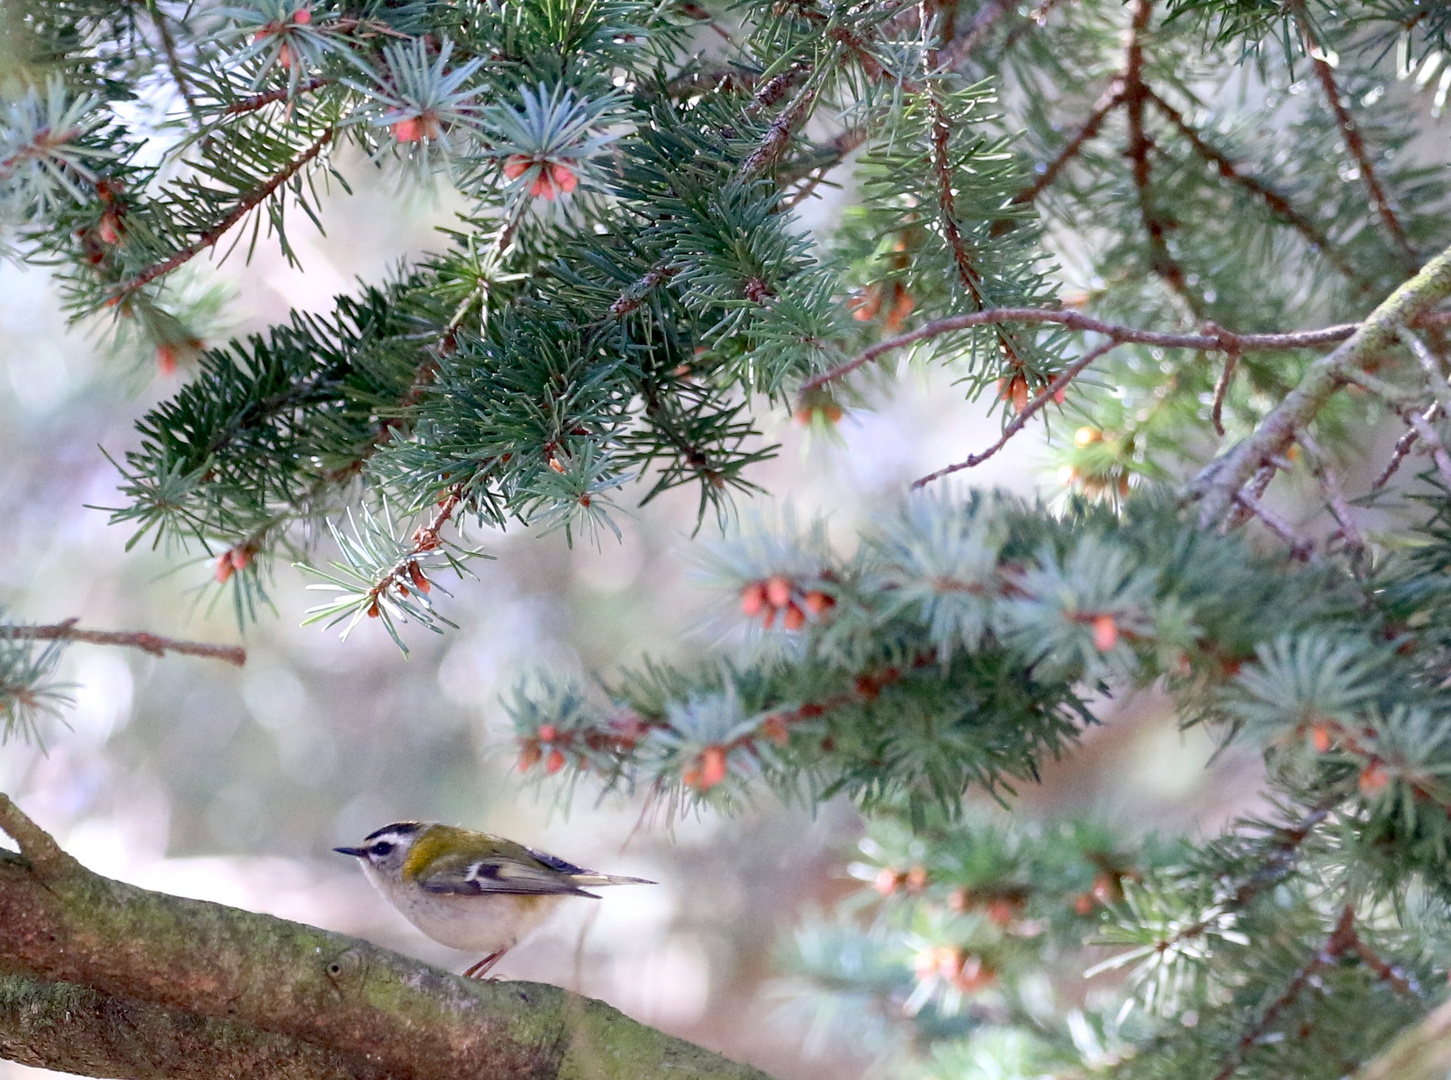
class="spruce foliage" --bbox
[6,0,1451,1077]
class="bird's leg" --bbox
[463,949,507,979]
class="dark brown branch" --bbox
[2,621,245,667]
[1209,907,1359,1080]
[1145,88,1369,291]
[0,793,774,1080]
[911,339,1118,486]
[148,0,201,123]
[116,127,334,294]
[1292,3,1418,268]
[1010,87,1125,208]
[1122,0,1204,319]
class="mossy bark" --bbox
[0,794,774,1080]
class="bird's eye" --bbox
[369,841,394,857]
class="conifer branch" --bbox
[799,308,1415,399]
[1,622,246,666]
[740,80,818,178]
[115,127,335,294]
[1291,2,1418,268]
[1298,432,1364,553]
[1233,490,1314,558]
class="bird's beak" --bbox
[333,846,367,858]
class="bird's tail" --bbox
[570,871,656,887]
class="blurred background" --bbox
[0,148,1267,1079]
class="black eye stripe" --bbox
[369,841,395,857]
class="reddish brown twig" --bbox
[910,339,1118,486]
[1210,338,1241,436]
[1211,907,1416,1080]
[222,78,331,115]
[115,127,334,294]
[1292,3,1418,268]
[359,485,467,614]
[3,621,245,666]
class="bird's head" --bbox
[334,821,427,882]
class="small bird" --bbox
[334,821,654,979]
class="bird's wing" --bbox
[414,843,600,897]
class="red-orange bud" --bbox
[765,575,792,608]
[1091,614,1119,652]
[292,7,311,22]
[156,345,177,376]
[699,745,728,789]
[545,748,566,774]
[803,590,834,616]
[1359,762,1390,796]
[98,210,120,245]
[875,867,906,896]
[761,715,790,746]
[518,742,542,771]
[782,602,806,631]
[1311,723,1333,753]
[740,581,768,617]
[408,561,431,594]
[214,555,235,584]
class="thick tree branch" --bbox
[1355,995,1451,1080]
[1190,243,1451,525]
[0,793,773,1080]
[1,973,386,1080]
[2,621,245,666]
